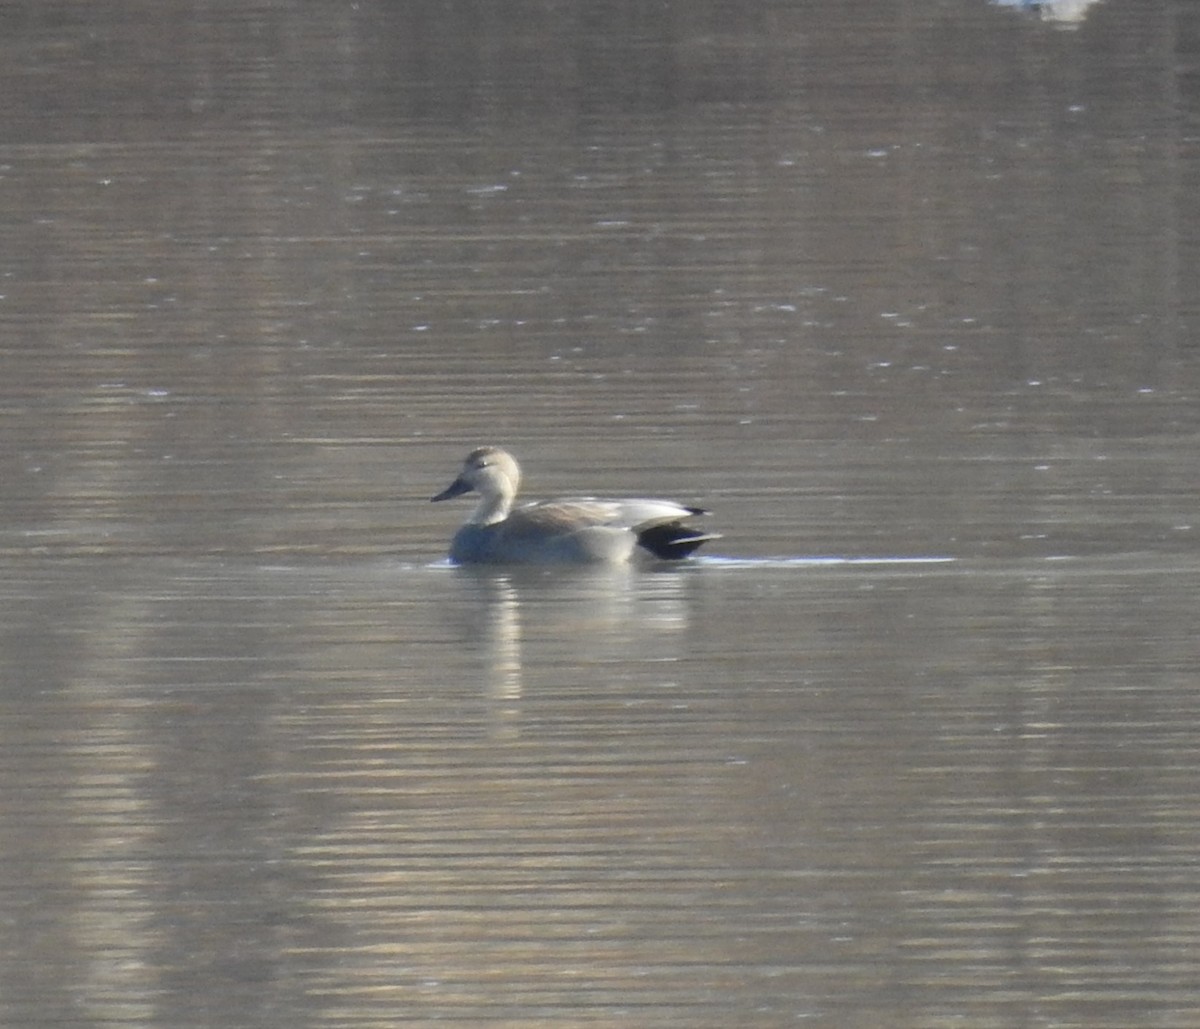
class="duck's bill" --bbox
[431,476,472,502]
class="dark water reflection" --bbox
[3,0,1200,1026]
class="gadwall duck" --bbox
[431,446,719,564]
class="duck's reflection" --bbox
[467,572,522,740]
[444,564,697,740]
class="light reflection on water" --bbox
[2,553,1198,1025]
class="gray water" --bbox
[2,1,1199,1026]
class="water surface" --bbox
[2,1,1199,1026]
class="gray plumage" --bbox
[431,447,718,564]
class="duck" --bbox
[431,446,719,564]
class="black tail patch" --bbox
[636,523,720,560]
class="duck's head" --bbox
[431,446,521,519]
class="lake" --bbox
[1,1,1198,1026]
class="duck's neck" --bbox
[469,492,512,526]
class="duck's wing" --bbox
[609,498,710,528]
[507,497,718,561]
[514,497,707,532]
[508,498,625,534]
